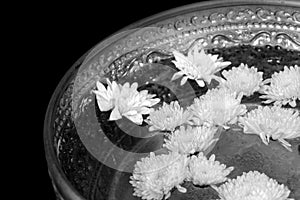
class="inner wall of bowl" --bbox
[46,1,300,200]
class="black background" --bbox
[37,1,208,199]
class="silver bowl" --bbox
[44,1,300,199]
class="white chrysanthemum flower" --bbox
[163,125,219,155]
[130,152,189,200]
[187,152,234,186]
[260,65,300,107]
[239,106,300,151]
[93,79,160,125]
[214,171,293,200]
[219,63,264,97]
[146,101,192,132]
[171,45,231,87]
[189,88,247,129]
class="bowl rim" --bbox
[121,0,300,29]
[83,0,300,66]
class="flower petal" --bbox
[196,79,205,87]
[171,71,184,81]
[180,76,189,85]
[94,94,114,111]
[125,114,143,125]
[109,107,122,121]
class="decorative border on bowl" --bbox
[72,5,299,125]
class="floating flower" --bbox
[214,171,293,200]
[171,45,231,87]
[260,65,300,107]
[187,153,234,186]
[219,63,264,97]
[163,125,219,155]
[239,106,300,151]
[189,88,247,129]
[130,152,189,200]
[146,101,192,132]
[93,79,160,125]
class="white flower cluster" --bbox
[171,45,231,87]
[214,171,293,200]
[260,65,300,107]
[188,88,247,129]
[93,79,160,125]
[219,63,264,97]
[163,125,219,155]
[146,97,230,156]
[93,45,299,200]
[130,152,233,200]
[239,106,300,151]
[132,102,233,200]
